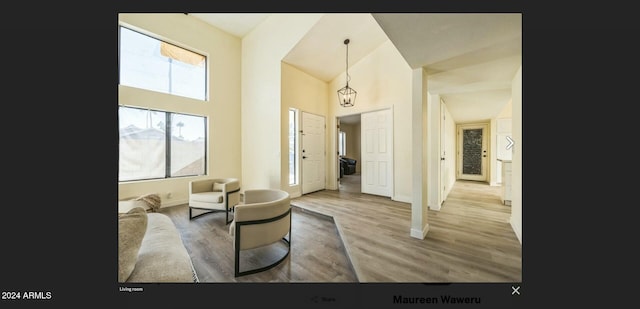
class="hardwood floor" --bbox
[291,179,522,282]
[338,173,361,193]
[160,179,521,283]
[159,204,358,282]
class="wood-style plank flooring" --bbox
[159,203,358,282]
[339,173,361,193]
[160,178,521,283]
[291,178,522,282]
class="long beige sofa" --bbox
[118,200,198,283]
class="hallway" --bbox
[338,172,361,193]
[291,179,521,282]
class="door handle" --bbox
[302,156,307,159]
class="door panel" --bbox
[361,108,393,197]
[302,112,325,194]
[457,123,488,181]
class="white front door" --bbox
[301,111,325,194]
[457,123,488,181]
[361,108,393,197]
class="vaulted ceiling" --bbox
[191,13,522,124]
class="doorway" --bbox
[440,98,447,205]
[336,108,393,197]
[457,123,488,182]
[337,114,361,193]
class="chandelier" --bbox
[337,39,357,107]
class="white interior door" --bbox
[457,123,488,181]
[361,108,393,197]
[301,111,325,194]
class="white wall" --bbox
[242,15,414,205]
[280,62,329,197]
[328,40,413,203]
[489,118,498,186]
[492,100,513,185]
[242,14,323,191]
[510,66,522,244]
[118,13,241,207]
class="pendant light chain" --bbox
[346,39,350,85]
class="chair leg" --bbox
[224,189,239,225]
[235,237,291,277]
[226,206,236,225]
[234,209,292,277]
[234,227,240,277]
[189,207,224,221]
[189,187,240,224]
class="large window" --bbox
[288,108,298,185]
[119,106,206,182]
[119,26,207,101]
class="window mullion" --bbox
[165,112,171,178]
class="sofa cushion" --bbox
[126,213,196,282]
[118,207,148,282]
[190,192,224,203]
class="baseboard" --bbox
[410,223,429,239]
[161,198,188,208]
[510,216,522,244]
[429,203,441,211]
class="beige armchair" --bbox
[229,189,291,277]
[189,178,240,224]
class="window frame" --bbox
[288,108,299,186]
[118,105,208,183]
[118,24,209,101]
[338,131,347,157]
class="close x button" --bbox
[511,285,520,295]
